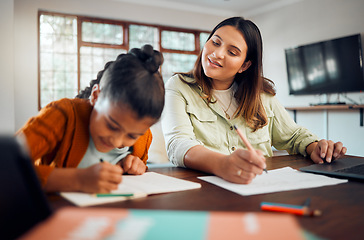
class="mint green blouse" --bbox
[161,74,319,167]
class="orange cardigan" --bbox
[17,98,152,186]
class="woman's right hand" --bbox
[77,161,123,193]
[216,149,266,184]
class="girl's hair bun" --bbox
[129,44,164,74]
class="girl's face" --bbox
[201,25,251,90]
[89,89,155,153]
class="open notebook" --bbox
[61,172,201,206]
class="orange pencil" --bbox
[261,202,322,217]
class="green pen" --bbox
[95,193,134,197]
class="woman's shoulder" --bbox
[260,92,281,110]
[165,74,196,88]
[260,92,275,102]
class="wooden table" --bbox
[48,155,364,240]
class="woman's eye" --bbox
[212,40,219,46]
[229,50,237,56]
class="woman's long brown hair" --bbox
[179,17,276,131]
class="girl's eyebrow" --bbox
[108,115,145,136]
[108,115,121,128]
[213,34,242,53]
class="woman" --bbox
[161,17,346,184]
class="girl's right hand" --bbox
[77,161,123,193]
[216,149,266,184]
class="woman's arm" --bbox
[163,76,266,183]
[184,145,266,184]
[306,140,347,164]
[162,76,203,167]
[267,95,347,163]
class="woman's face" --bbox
[89,90,155,153]
[201,25,251,90]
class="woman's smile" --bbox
[208,57,222,68]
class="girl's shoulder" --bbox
[43,98,88,108]
[41,98,92,118]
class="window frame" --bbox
[38,10,209,110]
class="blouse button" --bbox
[232,147,236,151]
[230,126,234,130]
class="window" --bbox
[39,14,78,108]
[38,11,209,109]
[129,24,159,50]
[200,32,210,49]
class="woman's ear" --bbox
[238,60,252,73]
[90,84,100,106]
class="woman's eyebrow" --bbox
[214,34,241,53]
[214,34,223,40]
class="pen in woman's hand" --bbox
[233,125,268,173]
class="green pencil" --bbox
[94,193,134,197]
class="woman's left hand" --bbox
[117,155,147,175]
[308,140,347,164]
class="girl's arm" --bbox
[44,161,123,193]
[117,155,147,175]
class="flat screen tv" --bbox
[285,34,364,96]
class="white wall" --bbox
[5,0,364,156]
[12,0,223,132]
[0,0,15,134]
[251,0,364,106]
[251,0,364,156]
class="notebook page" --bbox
[60,172,201,207]
[198,167,347,196]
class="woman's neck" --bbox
[211,78,234,90]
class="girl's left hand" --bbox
[117,155,147,175]
[309,140,347,164]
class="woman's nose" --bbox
[212,48,224,59]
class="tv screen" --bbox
[285,34,364,95]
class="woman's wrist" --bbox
[305,141,318,157]
[184,145,225,175]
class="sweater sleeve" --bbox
[16,99,73,186]
[267,95,319,156]
[131,128,153,164]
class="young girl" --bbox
[161,17,347,184]
[17,44,164,193]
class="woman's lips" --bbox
[208,57,222,67]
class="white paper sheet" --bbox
[198,167,348,196]
[61,172,201,207]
